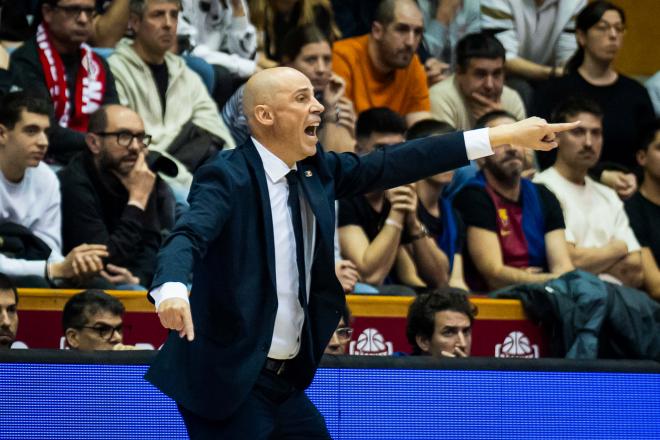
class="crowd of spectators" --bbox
[0,0,658,358]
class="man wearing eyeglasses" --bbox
[58,104,175,288]
[63,289,135,350]
[8,0,119,166]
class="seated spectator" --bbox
[324,304,353,355]
[647,72,660,117]
[9,0,131,48]
[535,97,643,288]
[0,92,108,288]
[332,0,433,126]
[58,105,175,288]
[9,0,119,165]
[417,0,480,74]
[250,0,340,66]
[625,120,660,299]
[222,25,355,152]
[62,289,136,350]
[406,287,476,357]
[179,0,257,80]
[455,111,574,291]
[430,32,525,131]
[339,108,450,289]
[481,0,586,109]
[0,274,18,349]
[109,0,235,202]
[407,119,468,290]
[533,1,655,183]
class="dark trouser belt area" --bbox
[263,357,288,375]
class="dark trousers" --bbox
[178,369,331,439]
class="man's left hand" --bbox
[489,117,581,151]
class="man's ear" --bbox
[128,12,141,34]
[415,335,430,353]
[576,30,587,49]
[371,21,384,40]
[41,3,54,25]
[636,149,647,167]
[85,133,102,155]
[0,123,8,144]
[65,328,80,349]
[254,104,274,127]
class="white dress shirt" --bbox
[150,130,492,354]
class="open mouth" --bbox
[304,123,319,137]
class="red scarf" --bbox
[36,23,106,132]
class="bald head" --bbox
[88,104,142,134]
[243,67,310,125]
[242,67,324,166]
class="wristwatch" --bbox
[409,223,430,241]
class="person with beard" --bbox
[535,97,643,288]
[58,104,175,288]
[0,92,108,288]
[454,111,574,292]
[0,273,19,349]
[429,32,525,131]
[332,0,433,127]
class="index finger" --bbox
[547,121,580,133]
[180,304,195,342]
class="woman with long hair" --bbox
[533,1,655,198]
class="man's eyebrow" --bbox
[292,87,312,95]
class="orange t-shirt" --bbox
[332,35,430,116]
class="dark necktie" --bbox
[285,170,308,310]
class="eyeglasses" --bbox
[53,4,98,19]
[79,323,126,341]
[592,22,626,35]
[94,131,152,147]
[334,327,353,341]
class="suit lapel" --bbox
[296,161,333,256]
[243,140,277,289]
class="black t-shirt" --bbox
[533,71,656,171]
[147,62,169,116]
[416,199,465,256]
[454,183,565,233]
[339,195,411,243]
[625,191,660,263]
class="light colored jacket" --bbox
[108,38,235,191]
[481,0,585,66]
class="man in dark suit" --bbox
[146,67,578,438]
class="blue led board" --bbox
[1,363,659,439]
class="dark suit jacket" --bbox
[145,133,468,420]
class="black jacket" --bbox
[58,152,175,285]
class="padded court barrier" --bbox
[0,350,658,439]
[14,289,550,356]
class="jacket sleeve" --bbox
[327,131,469,200]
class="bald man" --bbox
[146,67,578,438]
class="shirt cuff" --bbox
[463,128,493,160]
[149,282,189,309]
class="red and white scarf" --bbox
[36,23,106,131]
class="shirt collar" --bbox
[252,137,295,184]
